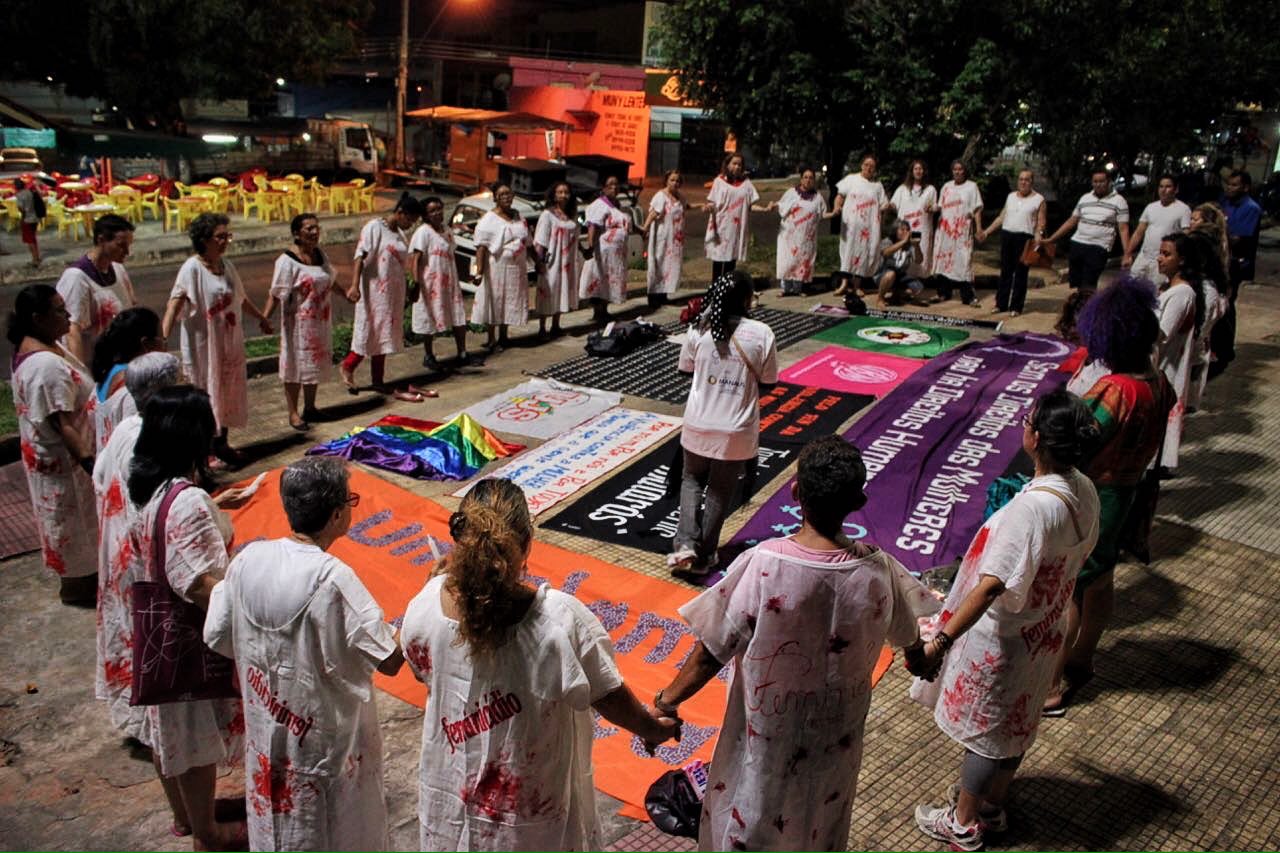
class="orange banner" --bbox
[225,467,891,819]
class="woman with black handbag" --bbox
[127,386,247,849]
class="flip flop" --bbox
[407,384,439,398]
[393,390,426,403]
[340,367,358,395]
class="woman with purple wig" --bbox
[1043,277,1176,714]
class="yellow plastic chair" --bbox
[329,184,356,216]
[174,181,193,198]
[281,187,307,219]
[207,177,230,188]
[47,201,86,240]
[284,173,306,184]
[356,183,376,213]
[1,198,19,232]
[190,190,219,213]
[162,196,184,232]
[240,187,263,220]
[309,178,331,213]
[253,190,284,223]
[136,189,162,221]
[108,186,142,222]
[253,175,270,192]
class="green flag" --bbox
[812,315,969,358]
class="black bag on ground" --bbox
[646,769,702,838]
[584,319,663,358]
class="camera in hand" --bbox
[910,231,922,241]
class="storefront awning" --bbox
[406,106,568,133]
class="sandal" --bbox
[407,384,439,398]
[393,389,426,403]
[339,366,358,395]
[288,418,311,432]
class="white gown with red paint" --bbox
[579,198,631,304]
[92,413,150,744]
[534,210,581,315]
[410,224,468,332]
[400,576,623,852]
[910,471,1100,759]
[170,256,249,430]
[472,211,532,327]
[646,191,685,295]
[56,261,135,361]
[352,218,410,356]
[704,177,759,263]
[836,174,888,276]
[930,180,983,281]
[133,479,244,777]
[11,347,98,578]
[1156,282,1197,469]
[94,382,137,454]
[205,538,397,852]
[272,252,336,384]
[889,184,938,277]
[680,538,937,852]
[775,188,828,282]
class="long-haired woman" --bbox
[890,159,938,280]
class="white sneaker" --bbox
[915,802,984,851]
[946,782,1008,833]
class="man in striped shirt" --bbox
[1042,169,1130,290]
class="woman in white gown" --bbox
[703,153,775,282]
[643,169,686,307]
[533,181,581,336]
[471,184,533,350]
[579,175,634,323]
[774,166,832,295]
[832,153,891,297]
[890,159,938,280]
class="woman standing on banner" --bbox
[703,153,772,282]
[643,169,686,307]
[579,175,633,323]
[910,390,1100,852]
[775,166,831,296]
[655,436,939,852]
[399,478,678,851]
[832,153,891,297]
[205,457,404,851]
[341,194,423,397]
[931,160,985,307]
[1153,232,1205,473]
[978,169,1045,317]
[410,197,476,368]
[669,271,778,579]
[890,159,938,280]
[534,180,580,335]
[1043,278,1173,716]
[56,213,137,367]
[261,213,337,432]
[471,184,531,351]
[91,307,165,451]
[7,284,99,606]
[127,386,247,850]
[163,213,274,468]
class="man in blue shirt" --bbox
[1211,170,1263,378]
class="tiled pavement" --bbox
[2,245,1279,850]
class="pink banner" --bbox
[780,346,923,397]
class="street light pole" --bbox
[395,0,409,171]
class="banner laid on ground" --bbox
[813,315,970,358]
[459,378,622,440]
[729,333,1073,577]
[306,414,524,481]
[779,346,924,397]
[453,408,682,516]
[224,467,896,820]
[543,384,874,553]
[809,303,1005,329]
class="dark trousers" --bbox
[1068,241,1108,290]
[997,231,1032,312]
[1208,275,1242,379]
[933,275,976,304]
[711,260,737,281]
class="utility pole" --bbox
[395,0,409,171]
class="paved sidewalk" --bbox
[1,232,1278,849]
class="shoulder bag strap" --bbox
[1029,485,1084,541]
[730,332,763,385]
[150,481,193,585]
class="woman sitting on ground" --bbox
[656,436,938,851]
[910,389,1101,852]
[399,478,677,850]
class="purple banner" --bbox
[728,333,1073,575]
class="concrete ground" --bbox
[1,214,1278,850]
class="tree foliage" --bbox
[1,0,372,126]
[655,0,1280,188]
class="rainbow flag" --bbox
[307,414,524,481]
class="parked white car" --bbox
[449,190,646,294]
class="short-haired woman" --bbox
[261,212,337,431]
[56,213,137,366]
[162,213,273,468]
[703,153,773,282]
[579,175,634,323]
[205,457,403,850]
[774,166,831,296]
[655,436,938,851]
[90,306,164,452]
[910,390,1101,851]
[534,180,581,335]
[643,169,686,306]
[127,386,247,849]
[832,153,891,297]
[930,159,985,307]
[410,196,475,367]
[8,284,99,605]
[342,193,424,397]
[978,169,1046,316]
[469,184,531,351]
[399,478,677,850]
[670,271,778,579]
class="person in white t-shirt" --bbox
[400,478,678,851]
[978,169,1046,316]
[1042,169,1130,291]
[670,271,778,578]
[1122,174,1191,285]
